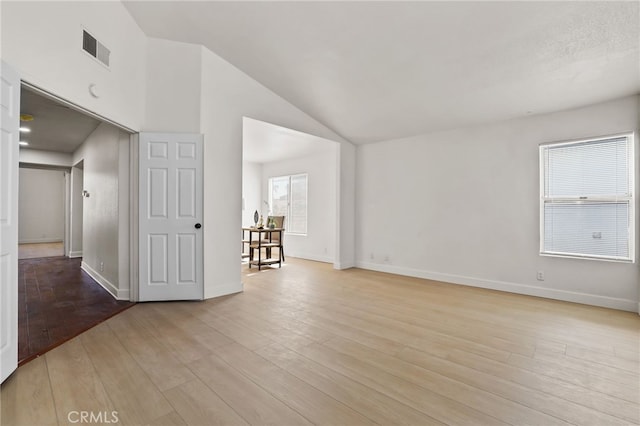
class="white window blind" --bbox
[540,134,635,261]
[290,174,308,234]
[269,174,308,235]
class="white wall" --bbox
[1,1,147,131]
[199,47,351,299]
[72,122,129,299]
[261,149,337,263]
[143,38,201,132]
[242,161,263,227]
[19,150,72,168]
[18,168,65,244]
[337,142,356,269]
[356,95,640,311]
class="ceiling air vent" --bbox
[82,30,110,67]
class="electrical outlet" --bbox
[100,262,104,273]
[370,253,374,260]
[384,255,390,263]
[536,271,544,281]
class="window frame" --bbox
[268,173,308,236]
[538,132,636,263]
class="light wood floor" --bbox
[18,242,64,259]
[2,258,638,425]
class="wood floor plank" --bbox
[290,310,407,355]
[142,410,187,426]
[509,351,640,401]
[324,337,575,426]
[440,347,640,423]
[212,342,376,425]
[257,342,445,425]
[187,353,313,425]
[107,310,197,392]
[196,311,275,351]
[0,357,57,426]
[79,322,174,425]
[297,342,510,426]
[45,338,117,425]
[326,289,540,357]
[397,345,636,425]
[566,344,640,373]
[131,303,218,364]
[162,379,248,425]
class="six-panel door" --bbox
[139,133,203,301]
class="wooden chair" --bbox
[264,216,285,262]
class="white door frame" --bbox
[21,81,138,303]
[17,164,71,253]
[1,61,20,383]
[129,135,140,302]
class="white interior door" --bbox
[0,61,20,383]
[139,133,203,301]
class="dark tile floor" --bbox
[18,256,134,364]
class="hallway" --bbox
[18,256,134,364]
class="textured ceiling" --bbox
[124,1,640,144]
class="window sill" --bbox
[540,252,634,263]
[285,232,307,237]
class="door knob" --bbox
[195,223,202,229]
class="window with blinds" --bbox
[269,173,308,235]
[539,133,635,261]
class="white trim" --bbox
[334,260,355,270]
[18,238,63,244]
[129,134,139,302]
[539,131,636,148]
[116,288,130,301]
[204,282,243,300]
[286,252,333,264]
[81,261,129,300]
[68,251,83,258]
[355,261,637,312]
[21,81,135,134]
[64,171,70,257]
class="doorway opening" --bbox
[17,85,134,364]
[241,117,340,273]
[18,165,67,259]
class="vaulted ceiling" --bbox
[124,1,639,144]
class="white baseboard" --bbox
[334,259,355,270]
[287,252,333,264]
[68,251,83,258]
[355,261,637,312]
[81,261,128,300]
[334,262,355,270]
[204,281,243,300]
[19,238,63,244]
